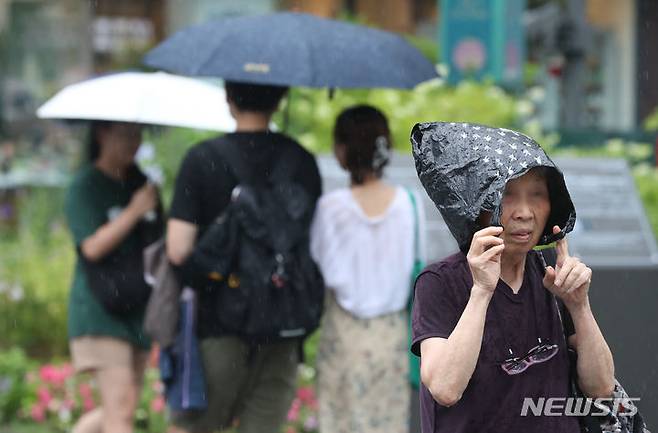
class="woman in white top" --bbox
[311,105,425,433]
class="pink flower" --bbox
[39,365,57,383]
[152,380,164,393]
[30,404,46,422]
[296,386,316,405]
[78,383,93,399]
[83,397,96,412]
[39,365,66,387]
[37,386,52,405]
[287,398,301,422]
[285,427,297,433]
[48,398,62,412]
[60,363,74,380]
[150,396,166,413]
[62,399,75,411]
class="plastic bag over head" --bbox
[411,122,576,252]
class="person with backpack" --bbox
[166,81,322,433]
[65,121,163,433]
[310,105,426,433]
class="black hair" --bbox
[224,81,289,112]
[86,120,112,162]
[333,105,391,185]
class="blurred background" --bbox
[1,1,658,432]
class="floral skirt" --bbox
[317,294,410,433]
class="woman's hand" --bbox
[467,226,505,295]
[543,225,592,309]
[128,183,158,218]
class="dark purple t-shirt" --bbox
[411,251,580,433]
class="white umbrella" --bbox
[37,71,236,132]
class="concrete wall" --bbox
[588,266,658,428]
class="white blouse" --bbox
[310,186,426,319]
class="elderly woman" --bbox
[410,122,615,433]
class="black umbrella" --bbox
[411,122,576,251]
[143,12,438,89]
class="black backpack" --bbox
[182,141,325,342]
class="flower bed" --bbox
[0,348,318,433]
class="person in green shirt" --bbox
[64,121,161,433]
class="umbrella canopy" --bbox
[411,122,576,251]
[143,12,438,89]
[37,71,236,132]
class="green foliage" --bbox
[135,368,167,433]
[0,349,35,424]
[0,188,72,359]
[275,79,527,155]
[551,139,653,166]
[632,165,658,240]
[404,34,439,65]
[0,355,167,433]
[643,106,658,132]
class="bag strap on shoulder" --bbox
[405,188,421,264]
[536,247,573,338]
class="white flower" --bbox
[436,63,450,78]
[516,100,534,117]
[59,408,72,423]
[527,86,546,103]
[298,364,316,381]
[9,285,23,302]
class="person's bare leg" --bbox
[72,407,103,433]
[97,366,139,433]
